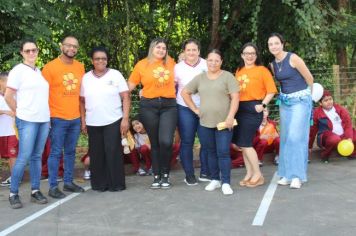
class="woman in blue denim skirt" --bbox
[5,39,50,208]
[268,33,313,189]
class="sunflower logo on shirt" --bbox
[236,74,250,90]
[153,67,170,86]
[62,73,78,91]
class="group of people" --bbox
[1,32,354,209]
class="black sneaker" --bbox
[150,175,161,189]
[31,191,48,204]
[48,187,66,199]
[9,194,22,209]
[184,175,198,186]
[161,173,171,189]
[63,182,85,193]
[198,174,211,182]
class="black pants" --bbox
[87,119,125,191]
[139,97,177,175]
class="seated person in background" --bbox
[254,109,280,165]
[309,90,355,163]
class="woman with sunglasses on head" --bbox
[233,42,277,188]
[268,33,313,189]
[5,39,50,209]
[128,38,177,189]
[181,49,239,195]
[80,46,130,192]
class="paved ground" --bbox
[0,153,356,236]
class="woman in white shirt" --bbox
[5,39,50,209]
[175,39,209,186]
[80,46,130,192]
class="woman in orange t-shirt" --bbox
[233,42,277,188]
[128,38,177,189]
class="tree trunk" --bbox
[336,0,349,91]
[209,0,220,50]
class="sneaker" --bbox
[274,155,279,165]
[221,183,233,195]
[146,168,153,176]
[48,187,66,199]
[9,194,22,209]
[160,173,171,189]
[322,158,329,164]
[83,170,91,180]
[277,177,290,186]
[199,174,211,182]
[290,178,302,189]
[184,175,198,186]
[258,161,264,167]
[63,182,85,193]
[136,168,147,176]
[150,175,161,189]
[205,180,221,191]
[1,177,11,187]
[31,191,48,204]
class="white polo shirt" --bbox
[0,94,15,136]
[80,69,129,126]
[174,58,207,107]
[7,63,50,122]
[323,107,344,135]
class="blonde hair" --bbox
[147,38,168,64]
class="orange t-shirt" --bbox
[235,66,277,101]
[128,57,176,98]
[42,57,85,119]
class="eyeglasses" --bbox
[62,43,79,49]
[23,48,39,54]
[93,57,108,61]
[242,52,257,57]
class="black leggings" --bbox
[139,97,177,175]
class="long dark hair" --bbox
[236,42,262,72]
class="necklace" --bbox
[275,61,283,72]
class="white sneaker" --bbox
[83,170,91,180]
[277,177,290,186]
[290,178,302,189]
[1,177,11,187]
[221,183,233,195]
[205,180,221,191]
[136,168,147,176]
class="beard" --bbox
[62,50,76,59]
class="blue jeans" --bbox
[177,104,209,177]
[10,118,49,194]
[199,126,232,184]
[48,118,81,188]
[278,95,312,182]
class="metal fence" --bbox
[130,66,356,125]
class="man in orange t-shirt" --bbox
[42,35,85,199]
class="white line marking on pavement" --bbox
[252,172,279,226]
[0,186,91,236]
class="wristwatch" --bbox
[262,103,267,108]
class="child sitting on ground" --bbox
[0,72,18,187]
[309,90,355,163]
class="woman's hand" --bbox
[81,121,87,135]
[255,104,264,113]
[120,117,129,136]
[192,108,200,117]
[224,116,235,130]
